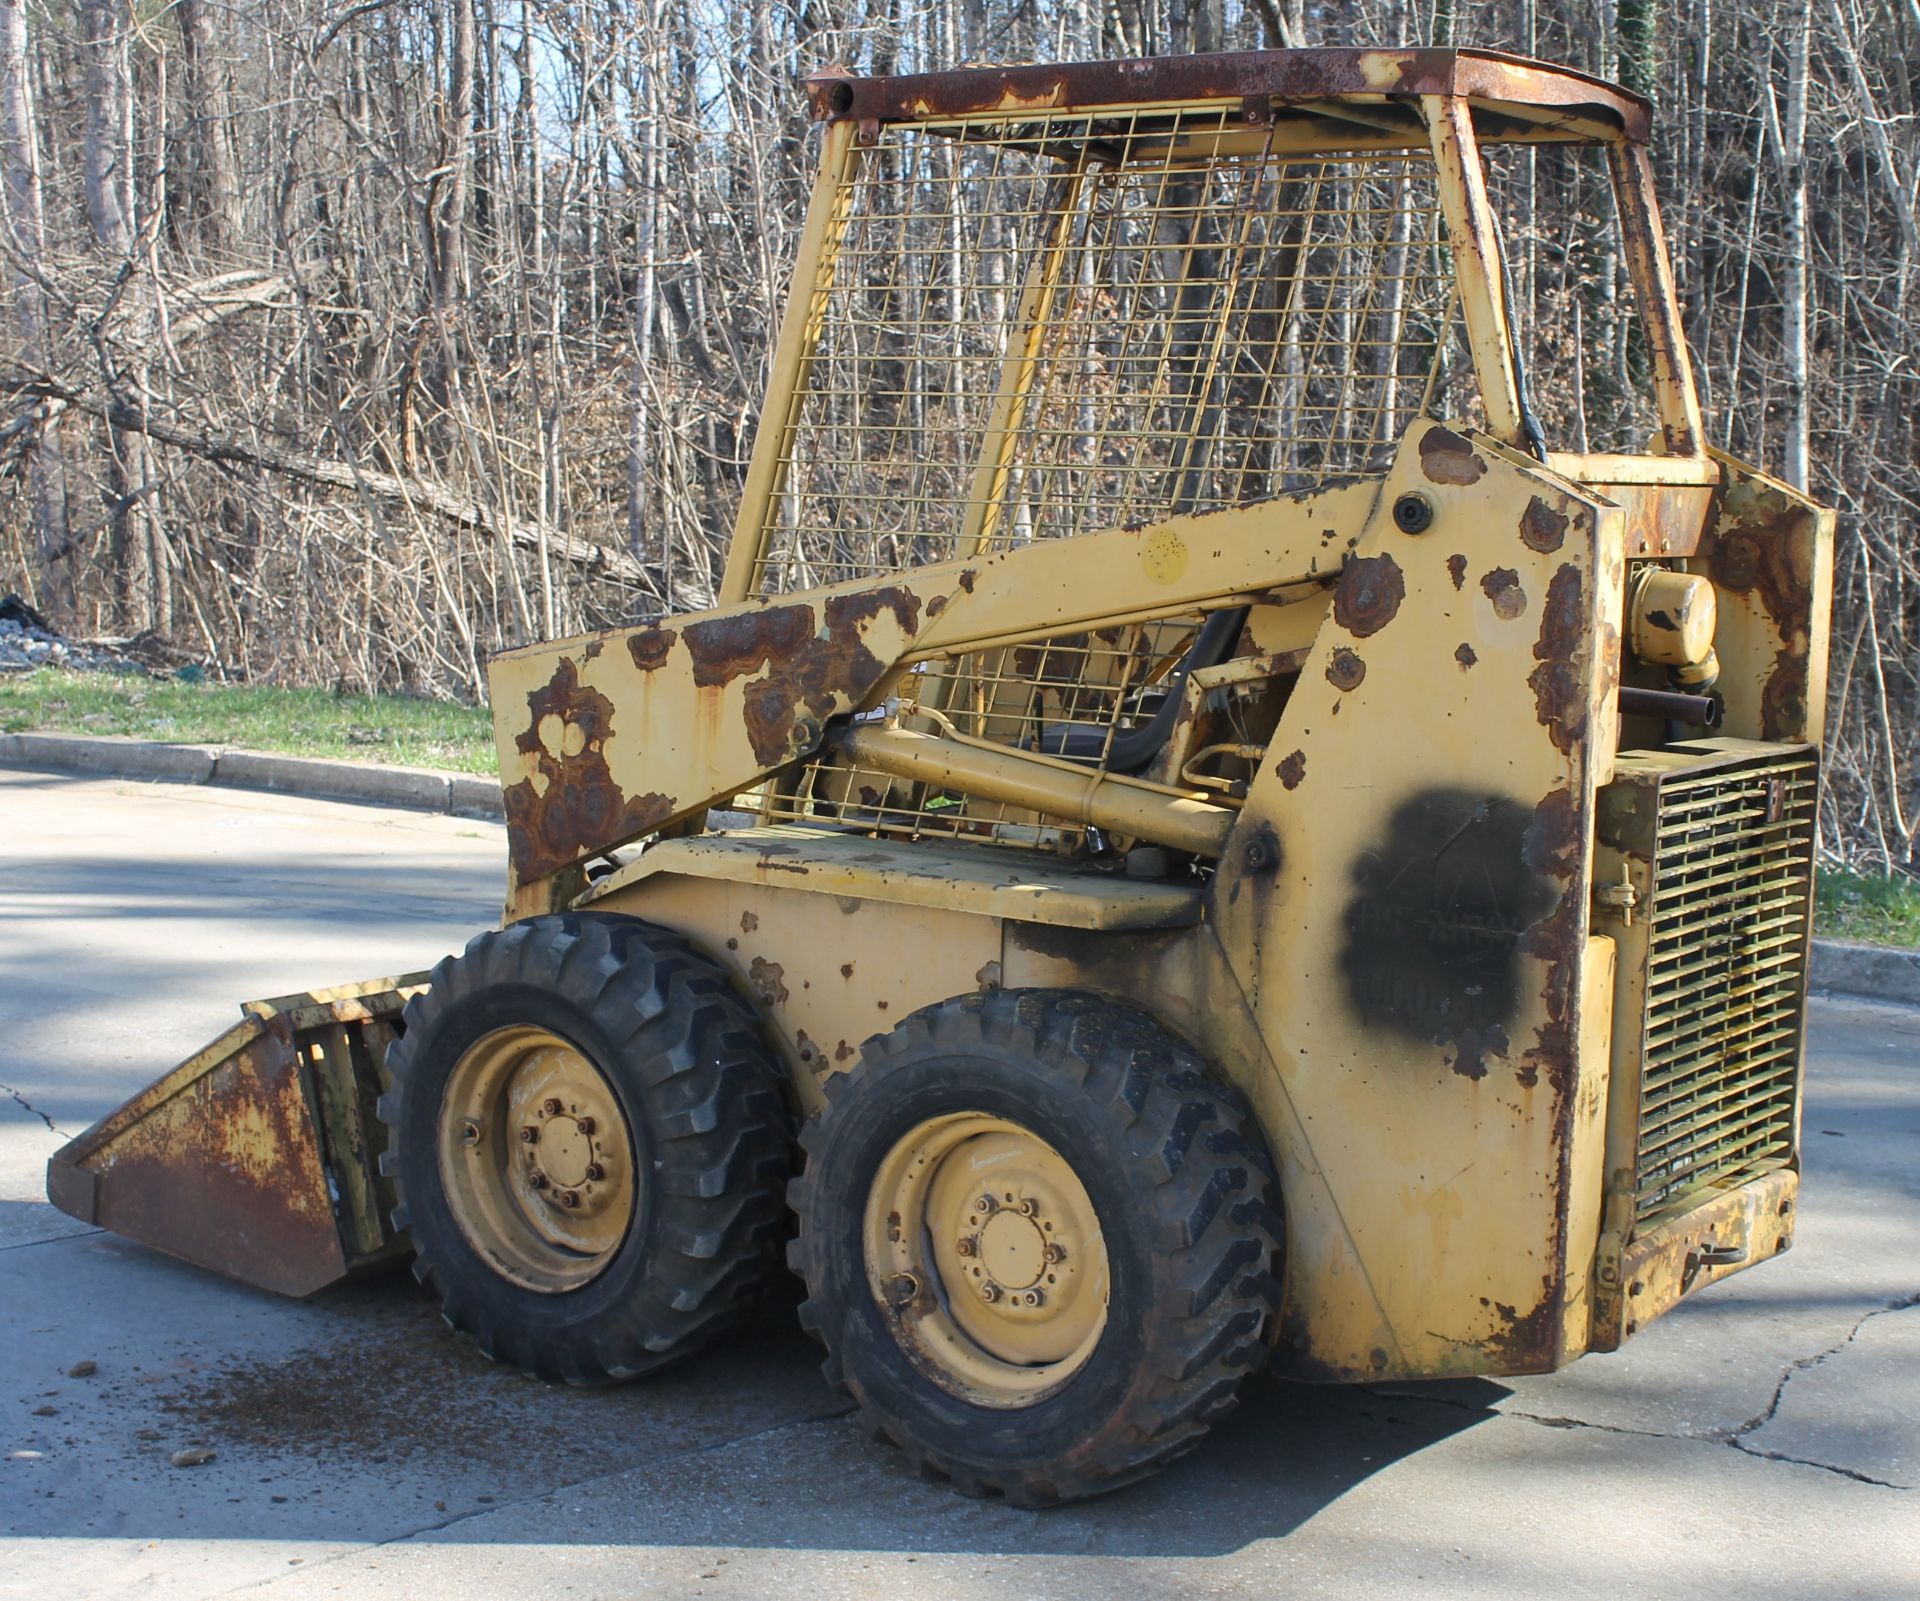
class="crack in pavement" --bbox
[1364,1296,1920,1495]
[209,1401,861,1597]
[0,1080,66,1136]
[1725,1290,1920,1489]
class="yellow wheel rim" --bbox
[863,1113,1109,1408]
[438,1025,635,1293]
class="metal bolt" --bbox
[955,1236,976,1257]
[543,1098,564,1117]
[1391,491,1435,535]
[558,1189,581,1209]
[584,1162,606,1182]
[576,1115,596,1136]
[528,1170,548,1190]
[519,1125,539,1144]
[979,1281,1001,1303]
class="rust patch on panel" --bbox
[626,624,677,672]
[805,51,1652,143]
[1704,507,1817,740]
[1519,497,1568,554]
[1761,646,1809,740]
[740,910,760,934]
[503,659,675,881]
[1527,564,1588,757]
[1326,648,1367,692]
[1276,749,1307,790]
[1484,1285,1561,1370]
[683,605,816,689]
[1419,426,1487,486]
[1480,567,1527,621]
[1447,554,1468,590]
[1516,791,1584,1096]
[748,957,789,1008]
[1333,553,1405,638]
[697,587,925,767]
[1522,786,1582,881]
[1455,643,1478,670]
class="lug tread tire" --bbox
[788,988,1282,1506]
[379,913,790,1386]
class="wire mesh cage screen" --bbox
[1481,144,1664,456]
[749,109,1472,595]
[759,614,1205,844]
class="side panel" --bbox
[487,481,1380,897]
[1204,421,1625,1380]
[1697,452,1835,745]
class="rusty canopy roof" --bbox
[804,47,1651,145]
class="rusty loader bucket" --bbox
[44,977,424,1296]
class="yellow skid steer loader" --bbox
[50,47,1832,1504]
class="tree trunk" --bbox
[81,0,165,630]
[175,0,242,252]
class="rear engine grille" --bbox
[1634,752,1817,1225]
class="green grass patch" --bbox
[1815,865,1920,950]
[0,666,497,775]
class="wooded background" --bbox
[0,1,1912,866]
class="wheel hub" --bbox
[977,1207,1047,1290]
[439,1026,636,1292]
[863,1113,1108,1408]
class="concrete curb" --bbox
[0,730,220,784]
[0,730,504,821]
[1810,938,1920,1008]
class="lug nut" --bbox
[975,1195,996,1215]
[543,1098,563,1117]
[1044,1242,1065,1263]
[518,1125,539,1144]
[954,1236,976,1257]
[979,1281,1001,1303]
[1017,1198,1038,1217]
[1024,1290,1044,1308]
[584,1162,606,1182]
[576,1115,596,1136]
[558,1189,581,1209]
[528,1170,548,1190]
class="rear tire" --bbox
[380,913,790,1384]
[788,988,1283,1504]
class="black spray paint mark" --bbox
[1339,789,1557,1078]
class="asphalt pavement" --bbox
[1,768,1914,1600]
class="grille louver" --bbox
[1632,751,1818,1226]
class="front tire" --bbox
[380,913,790,1384]
[788,989,1283,1504]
